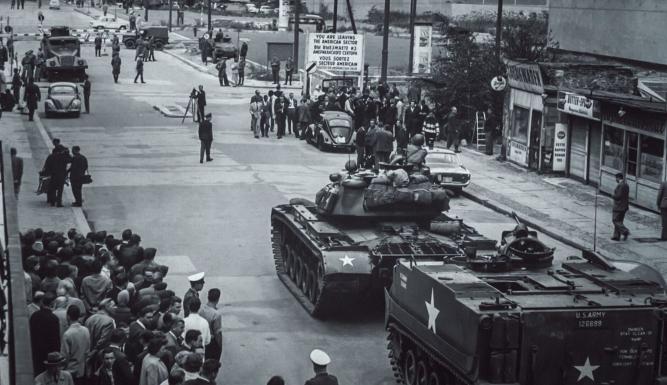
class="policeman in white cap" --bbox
[183,272,205,317]
[305,349,338,385]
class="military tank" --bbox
[385,222,667,385]
[270,162,498,318]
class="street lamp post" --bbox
[168,0,173,32]
[207,0,212,32]
[293,0,300,69]
[380,0,390,83]
[496,0,507,161]
[407,0,417,73]
[143,0,148,22]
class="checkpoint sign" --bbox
[306,33,364,72]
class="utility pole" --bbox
[407,0,417,73]
[380,0,390,82]
[496,0,506,161]
[332,0,338,32]
[293,0,300,69]
[143,0,148,22]
[207,0,212,32]
[168,0,173,32]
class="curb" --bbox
[459,187,591,254]
[162,49,303,90]
[33,114,92,234]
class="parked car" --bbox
[259,5,275,14]
[426,148,471,193]
[304,110,356,152]
[245,3,258,13]
[44,82,81,118]
[90,15,128,31]
[49,0,61,10]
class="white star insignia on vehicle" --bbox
[339,255,355,267]
[425,288,440,333]
[574,357,599,382]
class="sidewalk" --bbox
[452,142,667,276]
[164,48,303,90]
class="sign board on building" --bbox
[412,24,432,74]
[505,59,543,94]
[490,76,507,92]
[509,141,528,166]
[553,123,568,172]
[306,33,364,72]
[557,91,600,121]
[278,0,290,29]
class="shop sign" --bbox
[506,59,543,94]
[412,24,432,74]
[509,141,528,166]
[490,76,507,92]
[553,123,568,172]
[557,91,600,121]
[306,33,364,72]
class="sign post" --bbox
[553,123,568,172]
[278,0,290,30]
[411,23,432,74]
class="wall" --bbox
[549,0,667,66]
[308,0,546,20]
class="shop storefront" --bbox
[598,103,667,210]
[557,91,603,185]
[504,60,559,172]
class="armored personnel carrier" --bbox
[41,26,88,82]
[385,223,667,385]
[271,163,499,318]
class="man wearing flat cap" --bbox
[184,358,221,384]
[305,349,338,385]
[612,172,630,241]
[184,272,205,317]
[35,352,74,385]
[198,114,213,164]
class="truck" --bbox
[122,26,169,49]
[41,26,88,82]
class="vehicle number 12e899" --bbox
[576,311,606,329]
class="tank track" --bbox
[271,217,343,318]
[387,323,472,385]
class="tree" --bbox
[502,12,556,61]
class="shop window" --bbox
[511,106,530,144]
[626,132,638,177]
[603,126,624,170]
[640,135,664,182]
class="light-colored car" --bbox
[245,4,258,13]
[426,148,471,193]
[45,82,81,118]
[89,15,128,31]
[49,0,60,9]
[258,5,274,14]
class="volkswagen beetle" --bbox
[44,82,81,118]
[304,110,356,152]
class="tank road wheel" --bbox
[300,265,310,293]
[416,360,429,385]
[288,248,298,281]
[428,371,442,385]
[404,350,418,385]
[282,245,292,276]
[295,258,305,289]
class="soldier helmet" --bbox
[410,134,425,146]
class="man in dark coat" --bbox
[10,147,23,199]
[484,107,497,155]
[43,145,71,207]
[240,41,248,59]
[147,36,156,61]
[445,107,461,152]
[134,57,145,83]
[216,59,228,86]
[24,78,41,121]
[297,98,311,140]
[611,172,630,241]
[111,52,121,83]
[82,76,91,113]
[11,68,22,109]
[355,125,366,168]
[30,292,61,375]
[403,101,420,137]
[69,145,88,207]
[274,91,287,139]
[270,56,280,84]
[94,34,102,57]
[373,125,395,170]
[184,359,220,385]
[657,180,667,240]
[108,329,136,385]
[195,85,206,122]
[198,113,213,163]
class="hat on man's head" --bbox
[615,172,624,179]
[309,349,331,366]
[205,113,212,118]
[44,352,67,366]
[188,272,205,283]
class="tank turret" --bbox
[314,165,449,221]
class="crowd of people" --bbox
[245,80,500,161]
[21,227,224,385]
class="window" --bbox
[511,106,530,144]
[603,125,624,170]
[640,136,664,182]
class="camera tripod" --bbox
[182,88,199,124]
